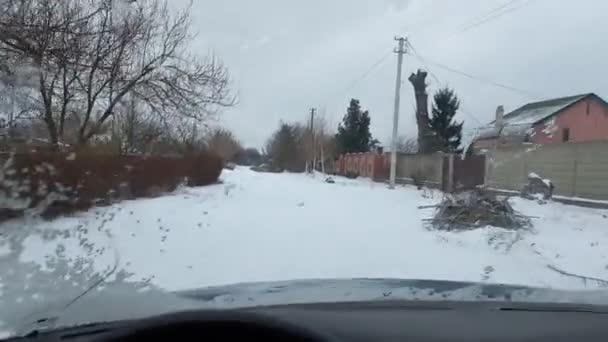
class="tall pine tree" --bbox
[429,87,464,153]
[335,99,375,154]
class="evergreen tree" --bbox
[429,87,464,152]
[335,99,375,154]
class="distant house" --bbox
[473,93,608,152]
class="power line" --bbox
[342,49,393,94]
[400,1,525,43]
[403,0,540,117]
[407,42,485,126]
[458,104,484,126]
[410,48,540,100]
[461,0,521,24]
[341,0,534,96]
[322,0,536,122]
[320,47,393,125]
[333,1,533,101]
[407,43,441,85]
[404,0,539,100]
[427,57,540,99]
[401,1,537,127]
[457,0,522,32]
[459,0,534,33]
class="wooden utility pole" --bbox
[389,37,407,189]
[308,108,316,174]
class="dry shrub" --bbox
[187,152,224,186]
[428,189,531,231]
[0,151,223,221]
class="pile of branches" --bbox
[424,189,532,231]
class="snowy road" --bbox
[2,167,608,333]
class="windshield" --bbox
[2,0,608,338]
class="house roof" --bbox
[501,93,593,126]
[475,123,531,141]
[476,93,606,141]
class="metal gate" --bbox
[443,154,486,192]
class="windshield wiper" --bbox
[498,305,608,314]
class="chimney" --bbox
[495,105,505,129]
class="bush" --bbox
[0,151,223,221]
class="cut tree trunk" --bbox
[409,70,437,154]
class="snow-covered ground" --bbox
[2,166,608,335]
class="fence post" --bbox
[484,151,493,188]
[572,144,579,197]
[483,153,489,186]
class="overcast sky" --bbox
[177,0,608,148]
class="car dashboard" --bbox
[8,300,608,341]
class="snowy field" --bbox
[2,166,608,334]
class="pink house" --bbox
[474,93,608,151]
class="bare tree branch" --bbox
[0,0,235,148]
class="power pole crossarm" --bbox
[389,36,407,189]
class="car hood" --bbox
[15,278,608,336]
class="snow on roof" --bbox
[475,94,593,141]
[502,123,533,136]
[502,94,590,126]
[475,123,532,140]
[476,126,500,140]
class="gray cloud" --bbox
[179,0,608,147]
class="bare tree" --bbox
[205,127,242,162]
[395,136,418,153]
[111,95,165,154]
[0,74,39,136]
[299,114,337,172]
[0,0,89,145]
[263,115,338,174]
[0,0,235,147]
[265,122,306,172]
[169,118,201,154]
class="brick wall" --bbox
[531,96,608,144]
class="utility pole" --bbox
[389,36,407,189]
[308,107,316,174]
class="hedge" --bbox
[0,151,223,221]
